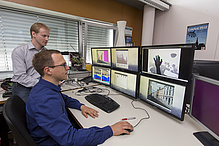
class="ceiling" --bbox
[116,0,145,10]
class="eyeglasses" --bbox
[48,62,68,68]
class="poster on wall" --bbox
[186,23,209,50]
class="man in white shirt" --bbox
[11,23,50,102]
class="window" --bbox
[0,8,79,72]
[0,2,116,74]
[85,25,114,63]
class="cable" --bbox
[131,100,150,128]
[75,86,110,96]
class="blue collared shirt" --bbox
[26,78,113,146]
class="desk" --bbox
[0,93,8,104]
[63,84,204,146]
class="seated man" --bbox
[26,49,133,146]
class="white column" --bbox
[141,5,155,46]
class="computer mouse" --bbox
[120,129,133,135]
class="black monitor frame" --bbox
[139,72,188,121]
[110,68,139,99]
[91,65,111,86]
[91,47,111,67]
[111,46,141,73]
[141,43,196,82]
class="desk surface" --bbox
[0,92,8,104]
[62,84,205,146]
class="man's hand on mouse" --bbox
[110,121,133,136]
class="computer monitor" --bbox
[190,74,219,145]
[61,52,83,70]
[142,44,195,81]
[91,66,111,85]
[139,73,187,121]
[91,47,111,67]
[110,69,138,98]
[61,52,71,67]
[111,46,140,72]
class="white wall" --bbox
[153,0,219,60]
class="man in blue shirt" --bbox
[26,49,133,146]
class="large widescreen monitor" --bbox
[91,47,111,67]
[91,66,111,85]
[110,69,138,99]
[139,73,187,121]
[190,74,219,145]
[111,46,140,72]
[142,44,195,81]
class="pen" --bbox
[121,117,136,121]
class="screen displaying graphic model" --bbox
[92,66,111,85]
[110,69,138,98]
[190,74,219,145]
[92,47,111,67]
[111,46,140,72]
[142,44,195,81]
[139,74,187,121]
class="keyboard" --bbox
[85,93,120,113]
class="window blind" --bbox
[0,8,79,72]
[86,25,114,63]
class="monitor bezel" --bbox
[141,43,196,82]
[91,47,112,67]
[111,46,141,73]
[91,65,111,86]
[139,72,188,121]
[110,68,139,99]
[189,74,219,141]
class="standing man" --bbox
[26,49,133,146]
[11,23,50,102]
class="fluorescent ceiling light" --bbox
[138,0,170,11]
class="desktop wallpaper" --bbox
[139,75,186,119]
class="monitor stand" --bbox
[193,131,219,146]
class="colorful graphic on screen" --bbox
[93,66,110,85]
[97,50,109,64]
[92,48,111,66]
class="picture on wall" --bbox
[186,23,209,50]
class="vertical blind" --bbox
[0,7,115,72]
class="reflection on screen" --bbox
[111,69,137,98]
[139,75,186,120]
[146,48,181,78]
[92,66,110,85]
[92,48,111,66]
[112,47,139,72]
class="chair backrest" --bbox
[3,95,37,146]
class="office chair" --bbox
[3,95,37,146]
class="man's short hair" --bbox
[30,23,50,38]
[32,50,61,76]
